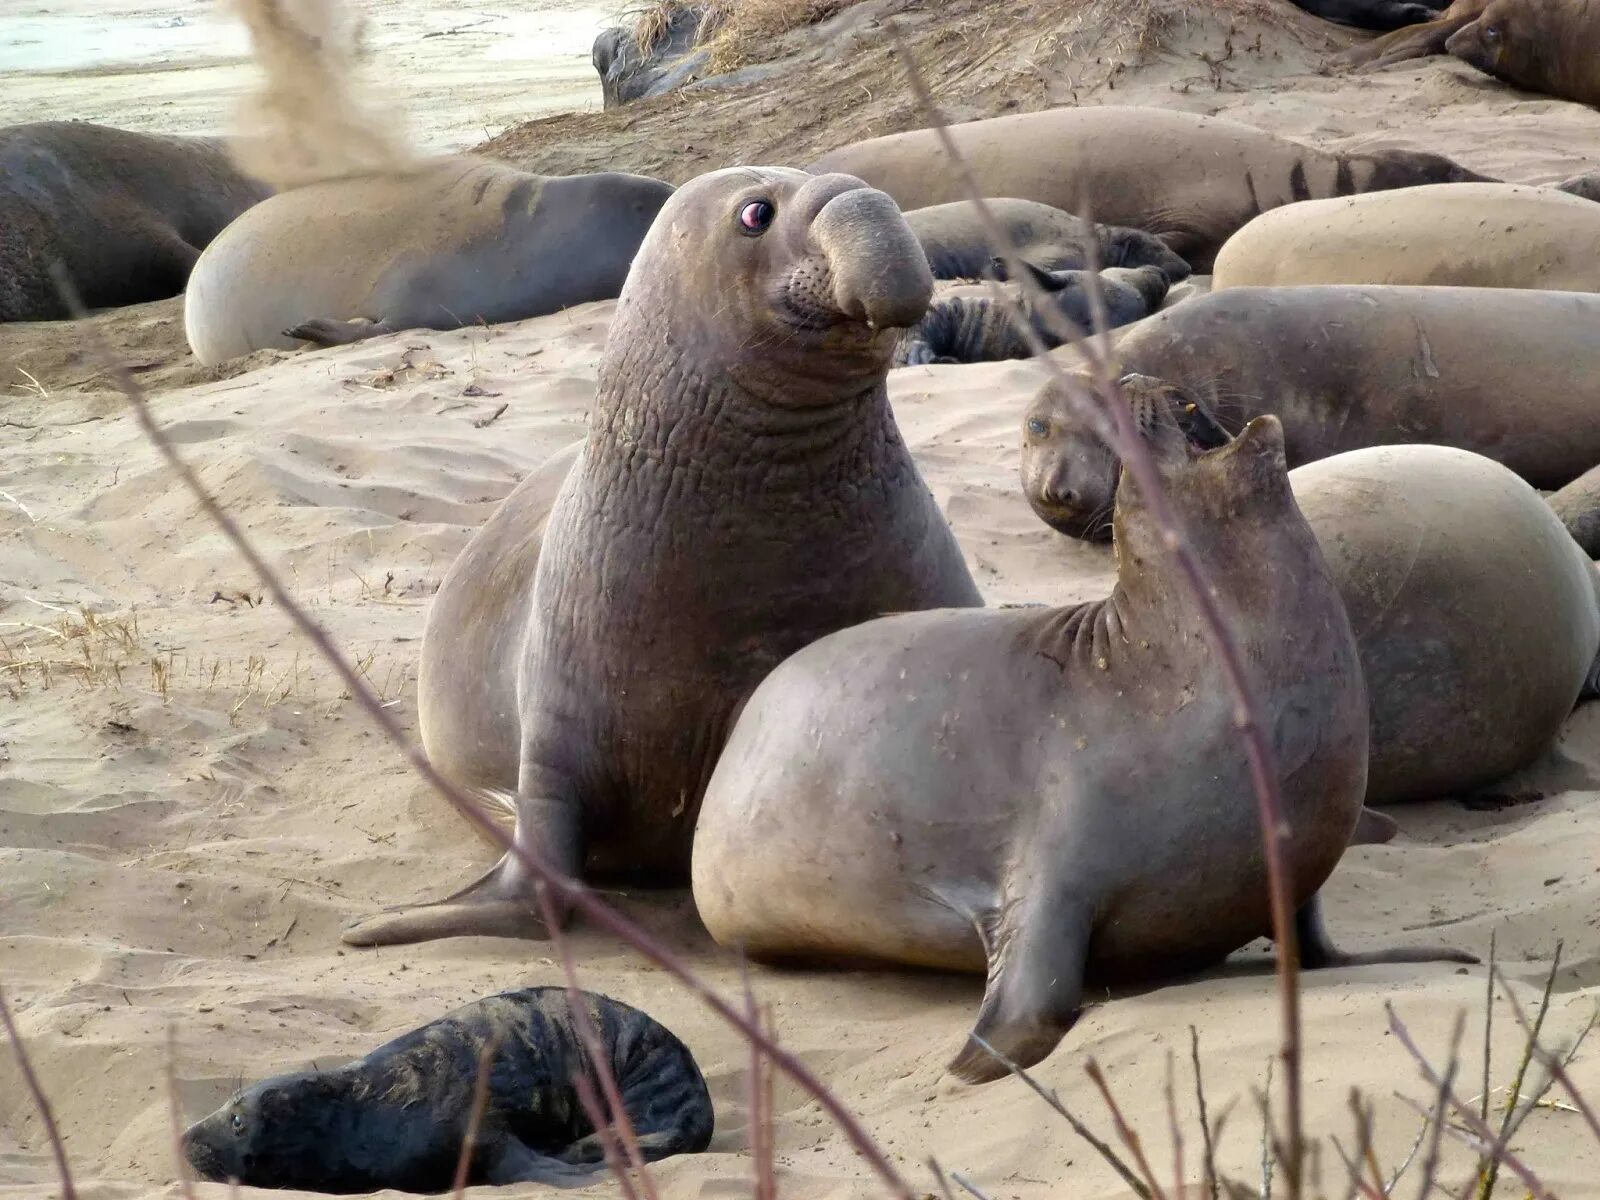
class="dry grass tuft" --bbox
[628,0,861,75]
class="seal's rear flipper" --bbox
[283,316,397,347]
[1291,893,1479,969]
[482,1138,599,1188]
[340,852,556,946]
[946,891,1094,1085]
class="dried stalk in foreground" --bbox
[0,985,79,1200]
[450,1035,499,1198]
[885,20,1307,1196]
[1477,944,1561,1200]
[48,264,916,1200]
[164,1025,199,1200]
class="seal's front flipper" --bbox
[283,316,397,347]
[946,889,1094,1085]
[1349,806,1399,846]
[1290,892,1479,969]
[481,1137,598,1189]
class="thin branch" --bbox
[1491,963,1600,1146]
[1086,1058,1170,1200]
[48,262,919,1200]
[970,1034,1151,1199]
[450,1035,499,1197]
[1191,1028,1220,1200]
[1416,1012,1468,1200]
[951,1171,996,1200]
[1164,1049,1189,1200]
[0,986,78,1200]
[885,23,1304,1194]
[1480,932,1497,1132]
[164,1025,198,1200]
[1478,945,1562,1200]
[573,1071,641,1200]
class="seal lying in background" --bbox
[808,106,1492,270]
[1025,376,1600,806]
[341,167,981,948]
[1211,183,1600,291]
[1330,0,1486,67]
[902,198,1192,281]
[693,391,1475,1084]
[182,158,674,364]
[895,263,1169,366]
[1290,0,1449,30]
[1557,170,1600,202]
[0,120,270,322]
[1548,464,1600,557]
[1020,285,1600,542]
[1444,0,1600,108]
[182,987,713,1192]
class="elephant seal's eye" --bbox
[1027,417,1050,438]
[1482,24,1500,42]
[738,200,775,235]
[232,1112,244,1131]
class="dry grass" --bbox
[629,0,861,75]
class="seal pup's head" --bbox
[182,1072,355,1191]
[1020,372,1231,542]
[603,165,934,403]
[1094,226,1193,282]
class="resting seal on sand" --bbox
[1548,464,1600,557]
[1556,170,1600,203]
[1020,285,1600,543]
[1025,376,1600,805]
[182,158,674,365]
[902,198,1192,281]
[341,166,980,947]
[1330,0,1485,70]
[894,263,1169,366]
[181,987,713,1192]
[0,120,270,322]
[1290,0,1449,31]
[692,390,1475,1083]
[807,106,1492,270]
[1211,183,1600,291]
[1445,0,1600,107]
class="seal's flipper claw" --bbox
[947,891,1094,1085]
[1291,892,1480,970]
[341,854,559,947]
[283,316,393,347]
[1349,806,1399,846]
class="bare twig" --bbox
[886,23,1305,1194]
[450,1035,499,1197]
[164,1025,198,1200]
[0,986,78,1200]
[1164,1049,1189,1200]
[48,263,918,1200]
[1191,1028,1220,1200]
[1416,1013,1467,1200]
[1491,962,1600,1146]
[573,1071,640,1200]
[951,1171,997,1200]
[1478,946,1562,1200]
[1086,1058,1169,1200]
[744,962,776,1200]
[1387,1003,1555,1200]
[971,1034,1151,1199]
[1480,932,1497,1132]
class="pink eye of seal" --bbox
[738,200,775,234]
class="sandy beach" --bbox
[3,1,1600,1197]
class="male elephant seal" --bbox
[182,157,674,365]
[181,987,713,1192]
[0,120,270,322]
[1557,170,1600,203]
[1289,0,1449,30]
[1025,377,1600,806]
[342,167,981,947]
[1022,285,1600,540]
[692,392,1475,1083]
[1444,0,1600,108]
[902,198,1192,281]
[1211,183,1600,291]
[894,263,1169,366]
[807,106,1491,270]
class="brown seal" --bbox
[183,157,674,365]
[807,105,1492,270]
[182,987,713,1191]
[1330,0,1488,70]
[692,392,1475,1083]
[1024,375,1600,806]
[1020,284,1600,544]
[1445,0,1600,107]
[1210,182,1600,291]
[342,166,982,947]
[0,120,270,322]
[902,198,1192,281]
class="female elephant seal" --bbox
[1025,377,1600,806]
[692,391,1474,1083]
[1211,183,1600,291]
[182,157,674,365]
[0,120,270,321]
[807,106,1491,270]
[342,166,981,947]
[1444,0,1600,108]
[1022,284,1600,540]
[181,987,713,1192]
[902,198,1192,281]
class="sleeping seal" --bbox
[340,166,981,947]
[181,987,713,1192]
